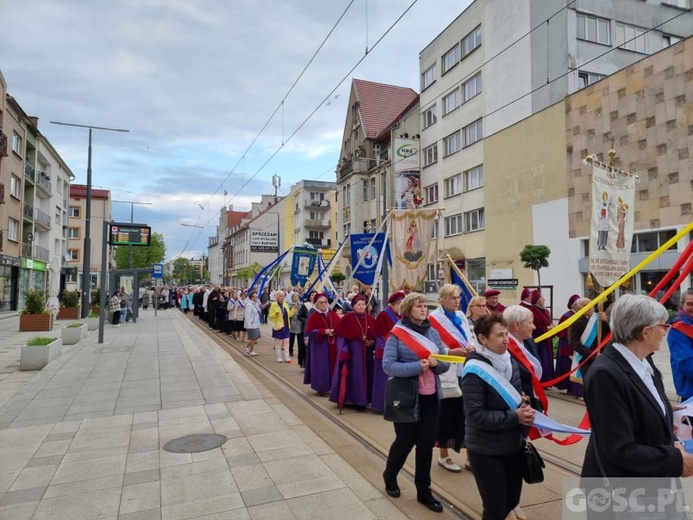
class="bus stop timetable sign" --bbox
[109,223,152,247]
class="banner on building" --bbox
[392,139,422,210]
[250,230,278,252]
[350,233,387,287]
[290,247,318,287]
[587,156,636,288]
[389,209,437,291]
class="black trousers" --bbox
[289,332,303,357]
[467,449,524,520]
[111,310,121,325]
[384,394,439,495]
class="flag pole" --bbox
[444,253,477,297]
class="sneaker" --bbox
[438,457,462,473]
[284,359,292,364]
[277,358,283,363]
[244,346,250,355]
[513,507,528,520]
[250,352,258,357]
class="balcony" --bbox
[25,162,35,183]
[23,202,34,221]
[32,244,50,262]
[0,129,7,157]
[35,171,52,195]
[304,199,330,209]
[304,219,330,229]
[379,147,389,163]
[34,207,52,230]
[306,238,331,248]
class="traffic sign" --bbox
[152,263,164,279]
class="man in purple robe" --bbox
[303,294,341,395]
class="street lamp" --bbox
[113,200,153,268]
[180,222,206,283]
[50,121,129,318]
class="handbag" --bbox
[441,383,462,399]
[383,376,420,423]
[522,440,545,484]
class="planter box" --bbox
[87,317,100,331]
[57,306,80,320]
[20,338,62,371]
[19,314,53,332]
[61,323,87,345]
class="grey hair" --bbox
[503,305,533,326]
[682,289,693,307]
[609,294,668,344]
[437,283,460,304]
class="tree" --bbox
[519,244,551,287]
[114,232,166,272]
[236,262,264,285]
[172,257,193,284]
[330,272,346,285]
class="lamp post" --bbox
[180,222,206,283]
[50,121,129,318]
[113,200,153,268]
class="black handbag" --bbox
[383,376,420,423]
[522,440,545,484]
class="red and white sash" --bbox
[390,323,438,360]
[428,308,469,350]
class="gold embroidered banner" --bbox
[389,209,437,291]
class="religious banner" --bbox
[350,233,387,286]
[389,209,437,291]
[586,156,636,288]
[290,247,317,287]
[392,139,422,210]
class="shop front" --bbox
[0,254,20,312]
[18,258,47,310]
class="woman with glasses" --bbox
[304,294,340,395]
[466,296,489,325]
[582,294,693,517]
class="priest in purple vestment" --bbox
[303,294,341,395]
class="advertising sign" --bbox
[392,139,422,210]
[250,230,278,252]
[109,223,152,247]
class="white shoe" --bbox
[244,347,250,355]
[438,457,462,472]
[277,358,282,363]
[250,352,258,357]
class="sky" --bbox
[0,0,472,261]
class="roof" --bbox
[227,210,249,228]
[352,79,419,139]
[70,184,110,199]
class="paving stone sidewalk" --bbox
[0,310,414,519]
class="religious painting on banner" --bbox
[389,209,437,291]
[350,233,387,287]
[586,156,636,288]
[290,247,318,287]
[392,139,422,210]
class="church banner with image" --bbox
[389,209,437,291]
[290,247,318,287]
[587,157,636,288]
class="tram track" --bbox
[188,313,587,517]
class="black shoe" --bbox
[417,493,443,513]
[383,472,400,498]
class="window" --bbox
[55,206,61,225]
[578,71,606,89]
[442,89,461,116]
[343,222,351,238]
[663,34,683,47]
[443,132,461,157]
[66,269,77,284]
[370,177,376,200]
[10,174,21,198]
[422,64,436,90]
[444,214,463,236]
[342,183,351,207]
[56,179,63,194]
[428,264,437,281]
[577,14,610,45]
[69,206,81,218]
[422,144,438,167]
[8,218,19,241]
[462,25,482,57]
[431,219,438,239]
[631,229,677,253]
[424,184,439,205]
[363,181,369,202]
[463,119,483,147]
[464,208,485,232]
[615,23,647,53]
[463,73,482,102]
[68,249,80,261]
[444,174,462,198]
[11,133,21,155]
[442,44,460,74]
[67,227,80,239]
[464,165,484,191]
[309,231,324,240]
[422,105,437,129]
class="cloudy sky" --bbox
[0,0,472,260]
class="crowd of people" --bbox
[128,279,693,519]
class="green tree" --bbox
[519,244,551,287]
[236,262,263,285]
[172,257,193,284]
[114,232,166,271]
[330,272,346,285]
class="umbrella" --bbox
[338,362,349,414]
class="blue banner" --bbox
[290,247,318,287]
[451,267,474,314]
[350,233,386,286]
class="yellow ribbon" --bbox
[535,221,693,343]
[431,354,466,364]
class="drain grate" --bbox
[163,433,228,453]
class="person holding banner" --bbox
[371,291,405,413]
[304,294,340,394]
[461,313,536,520]
[329,294,377,408]
[581,294,693,517]
[382,292,450,513]
[568,298,609,398]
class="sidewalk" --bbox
[0,310,431,520]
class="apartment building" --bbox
[213,206,250,286]
[418,0,691,295]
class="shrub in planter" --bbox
[21,336,62,370]
[19,290,53,331]
[57,290,81,320]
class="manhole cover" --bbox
[163,434,228,453]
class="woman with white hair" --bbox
[582,294,693,516]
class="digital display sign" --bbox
[109,223,151,247]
